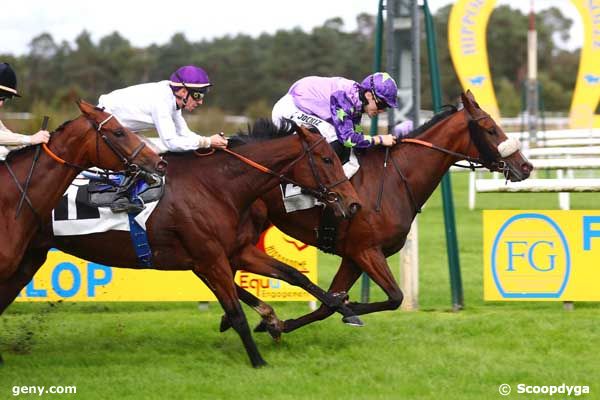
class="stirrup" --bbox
[110,197,144,214]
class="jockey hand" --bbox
[30,130,50,145]
[209,132,228,149]
[393,120,414,138]
[377,134,397,147]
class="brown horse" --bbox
[10,121,361,367]
[220,91,534,337]
[0,100,166,363]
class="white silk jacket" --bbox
[0,119,30,160]
[98,81,210,153]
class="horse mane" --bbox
[228,118,295,149]
[405,105,458,138]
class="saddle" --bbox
[83,172,165,209]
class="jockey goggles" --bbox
[370,75,389,110]
[0,96,10,102]
[188,87,209,100]
[174,71,210,101]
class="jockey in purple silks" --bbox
[0,62,50,160]
[272,72,413,178]
[98,65,228,213]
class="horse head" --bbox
[461,90,533,181]
[292,122,361,218]
[75,100,167,180]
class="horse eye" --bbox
[114,129,125,137]
[323,157,333,164]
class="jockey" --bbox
[0,62,50,160]
[98,65,228,213]
[272,72,412,178]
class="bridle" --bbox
[220,133,347,205]
[43,113,147,174]
[379,111,521,214]
[7,112,148,222]
[398,113,519,177]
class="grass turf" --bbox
[1,172,599,399]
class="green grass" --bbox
[1,173,600,399]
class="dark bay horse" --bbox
[10,121,361,367]
[0,100,165,363]
[222,91,534,337]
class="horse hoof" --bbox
[254,320,267,332]
[219,315,232,332]
[342,315,364,327]
[252,359,268,368]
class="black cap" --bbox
[0,63,20,98]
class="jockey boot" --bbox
[110,193,144,214]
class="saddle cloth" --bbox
[52,174,160,236]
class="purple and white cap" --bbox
[169,66,212,89]
[360,72,398,108]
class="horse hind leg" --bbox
[219,285,284,341]
[193,261,267,368]
[281,257,364,333]
[233,245,363,327]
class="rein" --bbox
[220,135,346,205]
[8,112,147,221]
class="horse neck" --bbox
[391,109,471,210]
[222,136,305,209]
[15,117,96,220]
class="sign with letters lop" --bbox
[484,210,600,301]
[16,226,317,302]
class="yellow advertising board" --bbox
[483,210,600,301]
[16,226,317,302]
[448,0,500,121]
[569,0,600,128]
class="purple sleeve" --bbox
[329,91,374,148]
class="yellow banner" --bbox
[448,0,500,120]
[569,0,600,128]
[16,226,317,302]
[484,210,600,301]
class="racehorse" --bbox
[220,91,534,337]
[8,120,361,367]
[0,100,166,363]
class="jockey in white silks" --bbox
[97,65,228,213]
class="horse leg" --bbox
[0,248,49,364]
[193,258,267,368]
[342,248,404,315]
[232,245,362,325]
[281,257,363,333]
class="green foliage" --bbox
[1,7,580,119]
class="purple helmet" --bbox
[169,65,212,91]
[360,72,398,108]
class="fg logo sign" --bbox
[484,211,600,301]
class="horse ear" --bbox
[461,90,478,118]
[295,124,310,140]
[77,99,94,116]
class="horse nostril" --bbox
[522,161,533,177]
[349,203,361,217]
